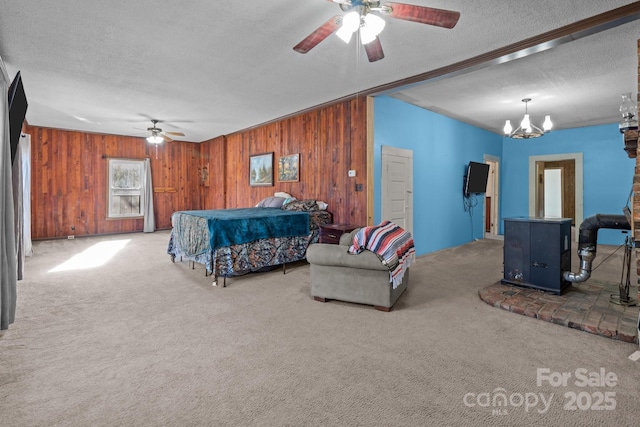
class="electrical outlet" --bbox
[71,226,75,231]
[67,235,75,240]
[355,183,363,192]
[348,170,356,177]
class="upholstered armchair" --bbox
[306,229,409,311]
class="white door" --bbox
[543,168,563,218]
[381,146,413,236]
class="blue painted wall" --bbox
[373,96,502,256]
[501,123,635,246]
[373,97,634,253]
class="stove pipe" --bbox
[563,214,630,283]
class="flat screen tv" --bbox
[8,71,28,165]
[464,161,490,197]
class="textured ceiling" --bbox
[388,16,639,134]
[0,1,638,142]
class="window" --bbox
[107,159,145,219]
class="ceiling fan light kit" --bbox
[146,135,164,144]
[360,13,386,44]
[504,98,552,139]
[336,11,360,43]
[293,1,460,62]
[143,119,185,144]
[335,9,386,45]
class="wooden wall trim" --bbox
[634,37,640,304]
[370,2,640,96]
[366,96,374,226]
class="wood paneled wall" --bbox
[27,96,370,239]
[28,126,201,239]
[199,97,369,226]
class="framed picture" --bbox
[249,152,274,186]
[278,153,300,182]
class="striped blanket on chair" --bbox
[348,220,416,289]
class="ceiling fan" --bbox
[145,119,185,144]
[293,0,460,62]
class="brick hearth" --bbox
[479,281,639,344]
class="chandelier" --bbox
[503,98,553,139]
[619,92,638,133]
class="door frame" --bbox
[484,155,500,237]
[529,152,583,241]
[381,145,413,236]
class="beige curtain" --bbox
[12,134,23,280]
[143,158,155,233]
[21,134,32,257]
[0,57,17,330]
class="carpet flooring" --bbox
[1,231,639,426]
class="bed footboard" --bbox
[167,208,331,286]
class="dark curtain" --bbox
[1,59,17,330]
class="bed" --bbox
[167,202,332,286]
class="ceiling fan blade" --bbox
[293,15,342,54]
[162,131,185,137]
[383,2,460,28]
[364,37,385,62]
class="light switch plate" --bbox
[348,170,356,177]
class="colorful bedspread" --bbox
[171,208,310,257]
[167,209,332,277]
[348,220,415,289]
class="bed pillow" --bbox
[274,192,293,198]
[282,197,297,206]
[281,199,318,212]
[256,196,287,208]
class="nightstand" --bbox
[319,223,361,244]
